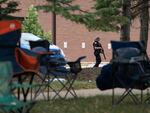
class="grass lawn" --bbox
[30,67,150,113]
[3,67,150,113]
[31,95,150,113]
[73,80,96,89]
[77,67,101,81]
[72,67,100,89]
[48,80,96,91]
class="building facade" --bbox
[14,0,150,62]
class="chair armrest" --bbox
[140,73,150,78]
[67,56,86,74]
[36,51,54,55]
[67,56,86,64]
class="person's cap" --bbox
[95,37,100,41]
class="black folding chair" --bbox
[66,56,86,97]
[29,40,86,100]
[111,41,150,105]
[49,56,86,99]
[29,40,55,100]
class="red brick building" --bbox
[14,0,150,62]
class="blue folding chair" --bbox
[111,40,150,104]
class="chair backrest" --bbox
[111,41,146,63]
[68,56,86,74]
[111,41,143,50]
[0,20,21,47]
[0,20,23,74]
[29,40,50,51]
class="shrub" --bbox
[22,5,52,42]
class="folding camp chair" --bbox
[29,40,86,99]
[29,40,56,100]
[0,61,34,113]
[48,56,86,99]
[0,20,44,102]
[29,40,66,100]
[111,40,150,105]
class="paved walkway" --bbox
[81,62,109,68]
[24,88,146,100]
[61,88,142,98]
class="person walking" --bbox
[93,37,105,67]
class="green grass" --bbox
[48,80,96,91]
[73,80,96,89]
[31,95,150,113]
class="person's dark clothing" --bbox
[93,41,102,67]
[94,52,101,67]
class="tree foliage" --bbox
[0,0,20,20]
[92,0,129,31]
[131,0,149,19]
[37,0,128,32]
[37,0,150,47]
[22,5,51,41]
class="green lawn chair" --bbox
[0,61,34,113]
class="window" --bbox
[81,42,85,48]
[64,42,67,48]
[108,43,111,49]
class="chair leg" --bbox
[112,88,115,105]
[140,89,143,104]
[115,89,130,104]
[128,89,140,104]
[21,74,34,102]
[49,74,78,100]
[112,88,140,105]
[59,74,78,99]
[64,76,78,98]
